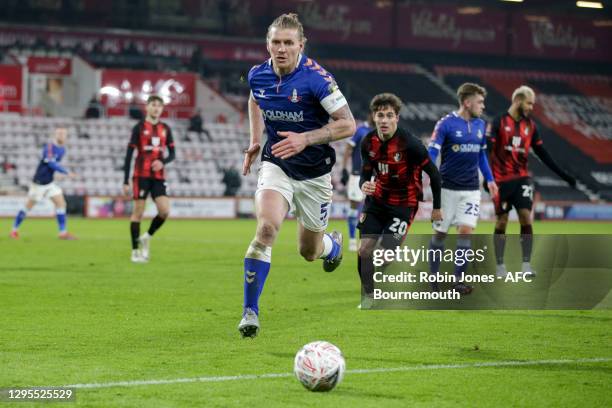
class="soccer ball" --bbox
[293,341,345,392]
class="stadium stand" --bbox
[437,66,612,201]
[0,115,256,198]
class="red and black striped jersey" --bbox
[487,113,542,183]
[360,128,430,207]
[128,120,174,180]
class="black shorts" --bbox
[133,177,168,200]
[357,197,417,248]
[494,177,533,215]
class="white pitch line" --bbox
[61,357,612,390]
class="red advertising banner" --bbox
[0,25,266,63]
[271,0,393,46]
[27,56,72,75]
[396,5,507,55]
[511,14,612,62]
[100,69,196,118]
[0,65,23,113]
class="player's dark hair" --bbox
[267,13,307,43]
[147,95,164,105]
[369,93,403,115]
[457,83,487,104]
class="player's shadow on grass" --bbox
[508,364,612,376]
[455,348,515,361]
[0,266,56,272]
[329,387,406,400]
[345,355,426,365]
[488,311,612,323]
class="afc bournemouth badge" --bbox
[394,152,402,162]
[359,213,366,223]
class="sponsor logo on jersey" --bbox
[452,143,481,153]
[256,89,267,99]
[289,88,302,103]
[263,110,304,122]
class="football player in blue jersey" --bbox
[239,13,356,338]
[10,127,77,240]
[427,83,498,294]
[341,116,373,252]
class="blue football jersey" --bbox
[248,54,348,180]
[347,124,371,175]
[33,143,68,185]
[429,112,487,190]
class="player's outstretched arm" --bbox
[478,149,498,197]
[532,144,576,187]
[422,160,442,213]
[243,92,263,175]
[341,144,353,186]
[306,105,356,145]
[272,106,356,160]
[123,146,134,188]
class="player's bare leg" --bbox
[50,194,75,240]
[130,199,147,263]
[517,208,535,277]
[494,213,509,277]
[298,223,343,272]
[357,237,378,308]
[139,195,170,260]
[239,190,288,338]
[10,198,36,239]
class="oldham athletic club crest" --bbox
[289,88,301,103]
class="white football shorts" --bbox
[432,188,481,233]
[256,161,332,232]
[27,182,63,203]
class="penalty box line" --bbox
[63,357,612,390]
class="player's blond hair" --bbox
[512,85,535,102]
[457,83,487,104]
[267,13,307,43]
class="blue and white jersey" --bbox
[347,124,371,175]
[33,143,68,185]
[428,112,488,191]
[248,54,348,180]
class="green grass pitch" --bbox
[1,218,611,407]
